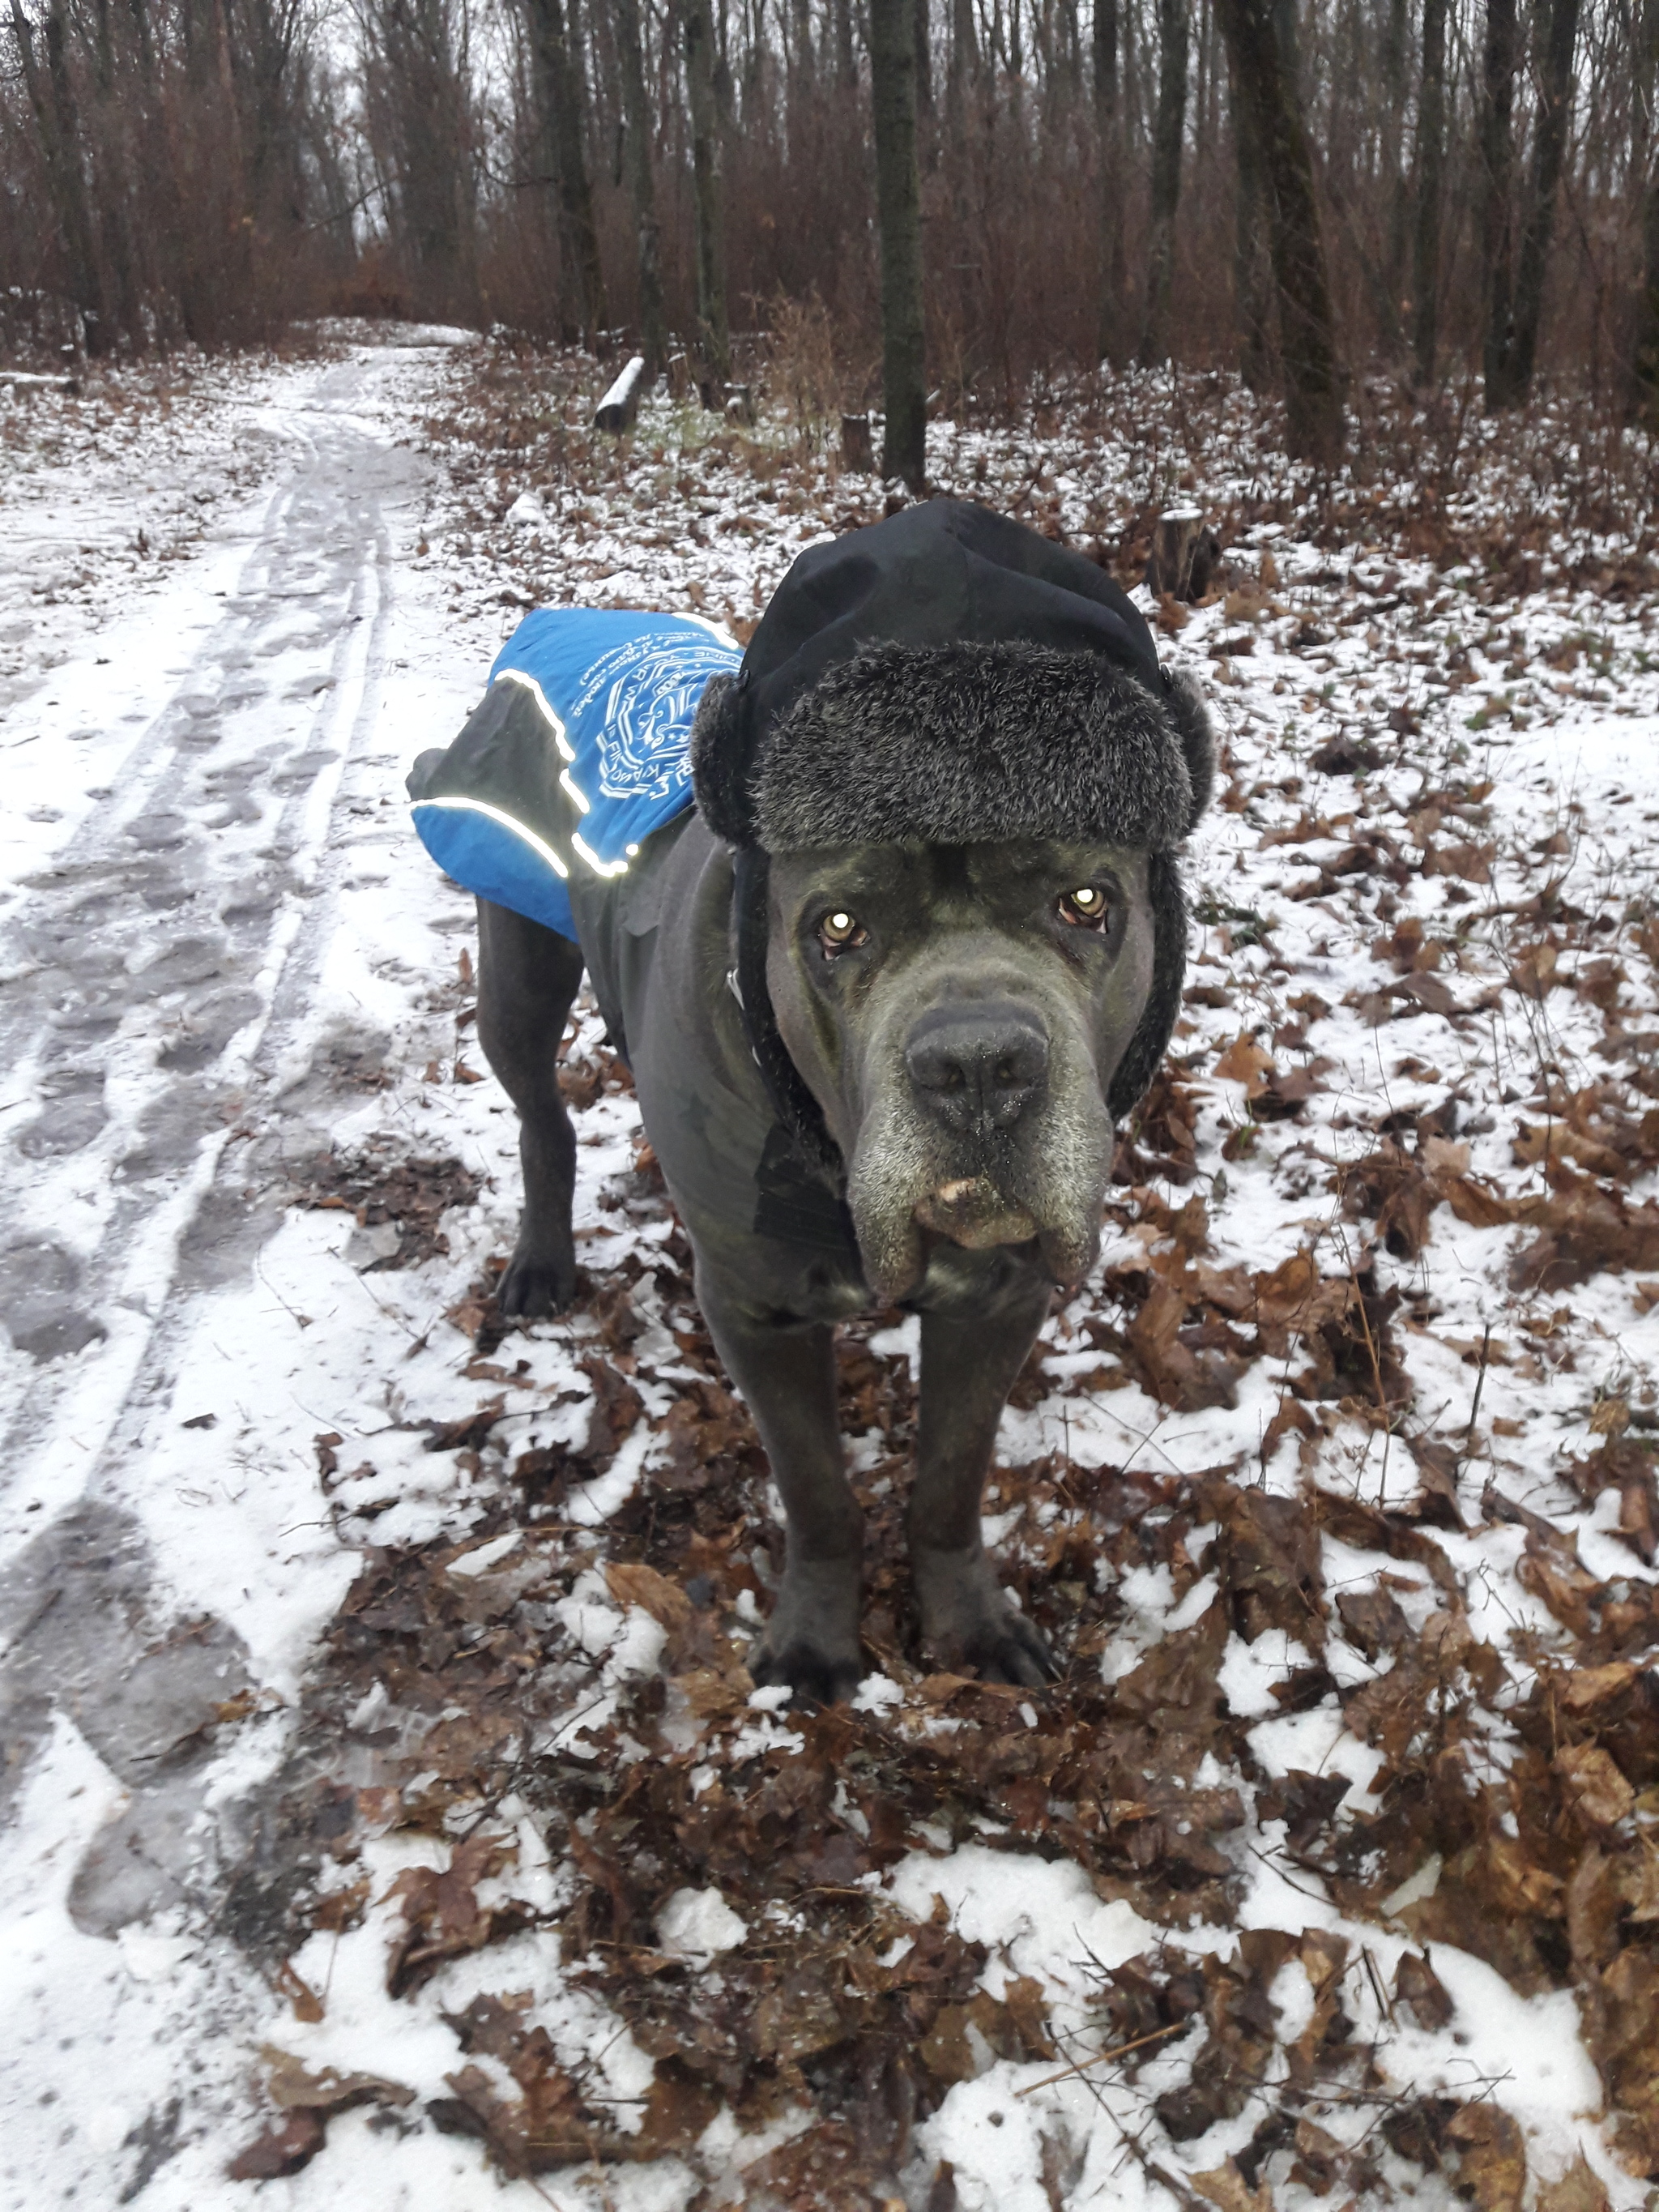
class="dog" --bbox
[412,502,1214,1703]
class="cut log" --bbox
[593,354,648,433]
[0,370,79,394]
[1145,506,1219,601]
[841,412,874,472]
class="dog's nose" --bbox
[905,1005,1049,1132]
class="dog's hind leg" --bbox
[696,1281,864,1706]
[475,898,586,1317]
[909,1289,1060,1687]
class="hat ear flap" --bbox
[1164,664,1218,832]
[1106,852,1188,1121]
[689,674,753,846]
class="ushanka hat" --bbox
[691,499,1216,1168]
[690,498,1215,853]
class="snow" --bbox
[655,1886,749,1958]
[3,337,1659,2206]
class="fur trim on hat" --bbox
[1163,662,1217,828]
[689,672,749,846]
[748,641,1205,853]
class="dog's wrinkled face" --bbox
[766,839,1158,1300]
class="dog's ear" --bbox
[689,674,752,845]
[1164,664,1217,832]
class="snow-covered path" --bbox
[0,340,493,2207]
[3,352,420,1523]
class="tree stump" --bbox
[593,355,647,433]
[665,352,691,401]
[1145,507,1220,601]
[841,413,874,472]
[1145,507,1203,599]
[723,384,756,426]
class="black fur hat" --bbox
[691,499,1215,854]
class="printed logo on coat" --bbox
[572,631,740,801]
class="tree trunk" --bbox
[1214,0,1343,465]
[1380,0,1407,344]
[915,0,933,114]
[1410,0,1447,382]
[11,0,106,351]
[1228,28,1271,390]
[1478,0,1518,406]
[612,0,664,375]
[870,0,927,488]
[525,0,608,341]
[1633,0,1659,416]
[684,0,730,385]
[1137,0,1188,366]
[832,0,856,82]
[1487,0,1580,408]
[1094,0,1124,363]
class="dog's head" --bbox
[690,504,1216,1300]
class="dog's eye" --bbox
[817,909,868,954]
[1059,886,1111,929]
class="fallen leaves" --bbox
[296,1140,480,1269]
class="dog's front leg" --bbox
[697,1281,864,1705]
[475,899,586,1316]
[910,1292,1059,1686]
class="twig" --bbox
[1015,2018,1187,2097]
[1458,1322,1493,1471]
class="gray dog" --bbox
[418,502,1213,1703]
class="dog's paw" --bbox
[748,1566,864,1706]
[913,1544,1060,1689]
[952,1603,1059,1689]
[749,1633,864,1708]
[498,1244,577,1318]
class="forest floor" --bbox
[2,331,1659,2212]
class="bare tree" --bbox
[684,0,729,385]
[1410,0,1447,382]
[612,0,663,374]
[1138,0,1187,365]
[1478,0,1518,406]
[1227,19,1271,391]
[522,0,606,339]
[1486,0,1582,408]
[871,0,925,485]
[1094,0,1123,362]
[1214,0,1344,463]
[1635,0,1659,413]
[10,0,105,347]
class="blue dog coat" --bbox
[407,609,741,942]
